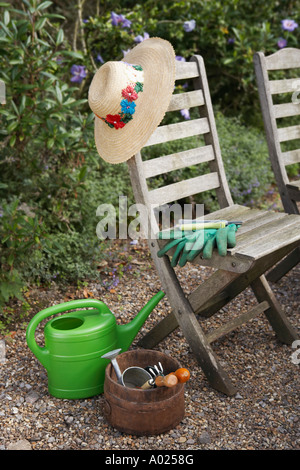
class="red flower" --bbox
[106,114,125,129]
[121,85,138,102]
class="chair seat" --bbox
[158,204,300,273]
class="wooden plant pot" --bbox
[103,349,185,436]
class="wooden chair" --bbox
[254,48,300,282]
[127,54,300,396]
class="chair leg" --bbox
[266,247,300,283]
[251,275,298,344]
[141,240,298,394]
[171,289,237,396]
[145,247,237,395]
[138,268,240,348]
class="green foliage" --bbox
[82,0,300,123]
[0,1,131,318]
[215,112,273,206]
[0,198,47,311]
[0,0,298,324]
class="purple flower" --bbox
[277,37,287,49]
[281,19,298,31]
[122,18,132,28]
[183,19,196,32]
[227,38,235,44]
[111,11,131,28]
[96,53,104,64]
[111,11,121,25]
[134,32,150,43]
[175,55,186,62]
[180,108,190,120]
[70,65,86,83]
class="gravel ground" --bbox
[0,239,299,451]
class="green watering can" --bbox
[26,291,165,399]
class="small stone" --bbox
[187,438,195,444]
[178,436,186,443]
[26,391,39,404]
[199,431,211,444]
[64,415,74,425]
[7,439,32,450]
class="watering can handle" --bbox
[26,299,109,368]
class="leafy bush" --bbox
[215,111,273,206]
[0,0,294,323]
[0,1,132,316]
[0,198,48,310]
[80,0,300,123]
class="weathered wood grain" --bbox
[142,145,214,178]
[144,117,209,147]
[264,47,300,70]
[148,172,220,206]
[167,89,204,112]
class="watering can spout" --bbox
[116,290,165,352]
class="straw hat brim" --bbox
[93,37,176,164]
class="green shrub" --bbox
[216,112,273,206]
[0,198,48,311]
[0,1,132,315]
[0,0,291,322]
[80,0,300,124]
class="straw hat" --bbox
[88,37,176,164]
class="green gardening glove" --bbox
[202,224,238,259]
[157,229,218,267]
[157,224,239,266]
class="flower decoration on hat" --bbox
[97,63,144,130]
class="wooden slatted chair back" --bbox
[128,56,233,235]
[254,48,300,214]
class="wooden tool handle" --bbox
[140,380,153,390]
[173,368,190,383]
[155,373,178,388]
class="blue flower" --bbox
[122,17,132,28]
[176,55,186,62]
[111,11,131,28]
[183,19,196,32]
[134,32,150,43]
[96,53,104,64]
[180,109,190,120]
[70,65,86,83]
[281,19,298,32]
[121,99,136,115]
[277,37,287,48]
